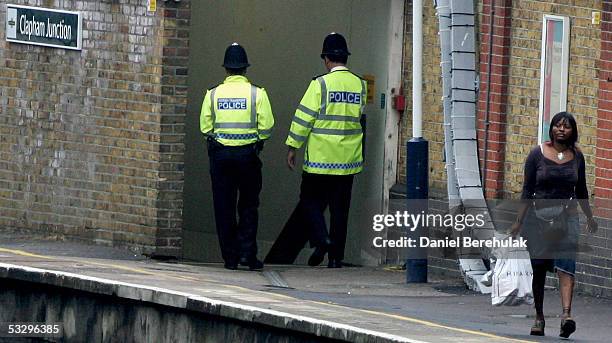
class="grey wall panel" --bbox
[450,1,475,14]
[452,89,476,103]
[451,70,476,89]
[451,14,475,26]
[451,53,476,71]
[451,27,475,52]
[451,102,476,116]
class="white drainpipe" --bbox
[413,0,423,138]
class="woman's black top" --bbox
[520,145,588,200]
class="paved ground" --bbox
[1,232,611,342]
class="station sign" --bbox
[5,4,82,50]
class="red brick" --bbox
[595,167,612,180]
[481,5,512,17]
[594,198,612,215]
[485,180,503,191]
[477,0,513,197]
[599,50,612,63]
[597,128,612,141]
[594,186,612,199]
[595,156,612,170]
[598,138,612,150]
[594,197,612,208]
[484,150,505,162]
[482,132,506,143]
[598,118,612,129]
[484,169,503,180]
[486,112,507,123]
[594,206,612,219]
[485,161,503,170]
[596,147,612,160]
[600,93,612,106]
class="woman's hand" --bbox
[587,217,598,233]
[509,221,522,237]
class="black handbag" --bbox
[532,199,570,242]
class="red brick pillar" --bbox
[477,0,513,199]
[595,1,612,220]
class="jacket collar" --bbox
[331,66,349,72]
[224,75,249,83]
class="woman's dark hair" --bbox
[549,111,578,148]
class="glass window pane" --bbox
[540,17,568,143]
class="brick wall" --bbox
[502,0,600,196]
[399,1,446,192]
[157,2,190,257]
[588,0,612,297]
[595,2,612,217]
[0,0,189,256]
[477,0,513,199]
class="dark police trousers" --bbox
[208,142,262,264]
[265,172,354,264]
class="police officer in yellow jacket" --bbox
[200,43,274,270]
[266,33,366,268]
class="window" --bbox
[538,15,570,143]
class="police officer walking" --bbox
[200,43,274,270]
[266,33,366,268]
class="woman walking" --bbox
[510,112,598,338]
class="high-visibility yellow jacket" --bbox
[200,75,274,146]
[286,67,366,175]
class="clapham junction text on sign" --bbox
[5,4,81,50]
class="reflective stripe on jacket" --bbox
[200,75,274,146]
[286,67,366,175]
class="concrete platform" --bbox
[1,234,610,342]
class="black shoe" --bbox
[248,258,264,271]
[327,259,342,268]
[559,318,575,338]
[530,318,545,336]
[224,261,238,270]
[308,246,328,266]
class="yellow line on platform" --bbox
[0,247,208,282]
[308,300,535,343]
[0,247,56,260]
[222,284,297,300]
[359,308,535,343]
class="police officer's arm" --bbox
[256,88,274,140]
[200,90,213,136]
[285,80,321,149]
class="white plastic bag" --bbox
[491,236,534,306]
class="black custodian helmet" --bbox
[320,32,351,59]
[223,43,250,68]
